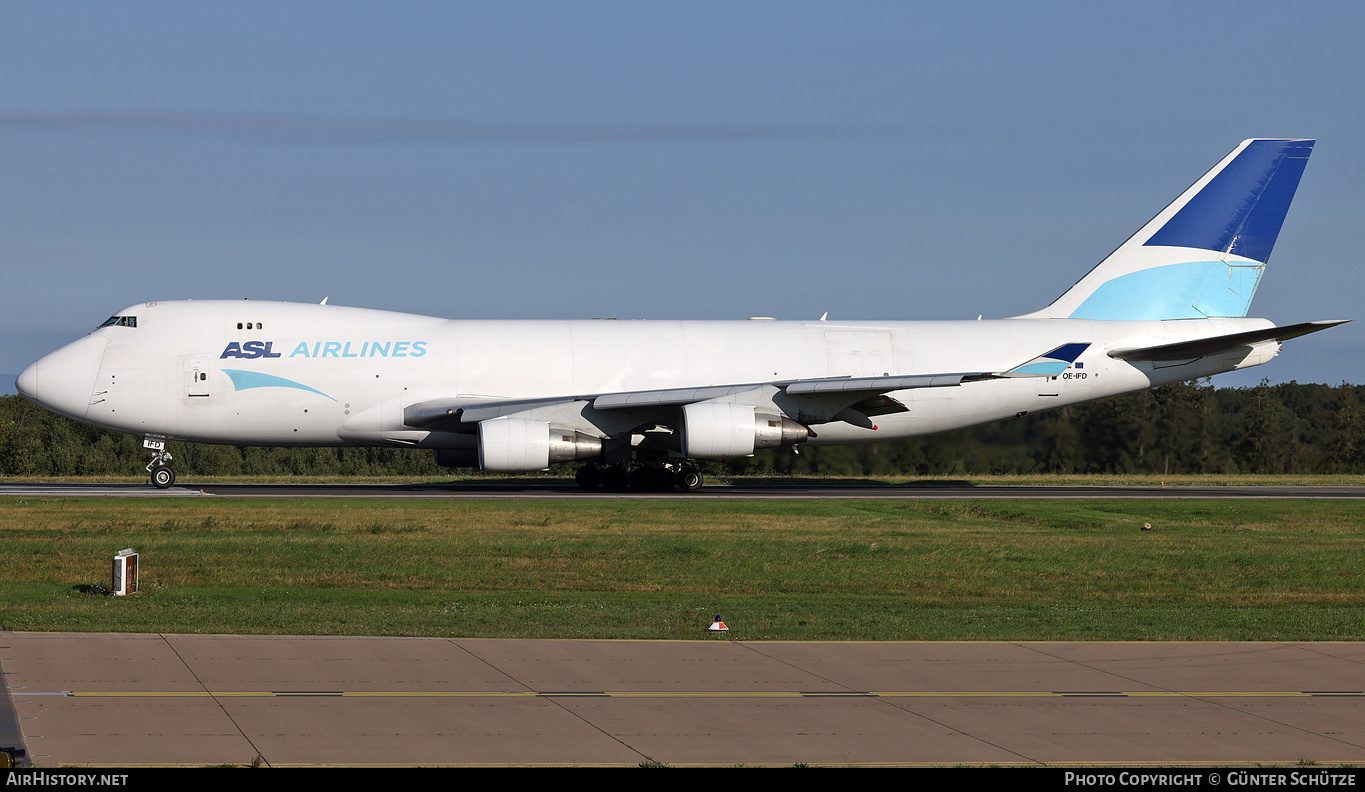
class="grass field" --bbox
[1,496,1362,641]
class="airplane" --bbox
[15,138,1346,491]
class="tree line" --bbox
[1,380,1361,478]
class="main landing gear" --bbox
[575,461,704,493]
[144,438,176,489]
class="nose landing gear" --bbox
[144,438,176,489]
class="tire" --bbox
[648,467,676,492]
[575,465,601,491]
[151,466,176,489]
[676,467,703,492]
[601,465,630,492]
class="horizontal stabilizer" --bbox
[1109,320,1348,361]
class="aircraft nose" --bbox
[17,334,108,421]
[16,362,38,399]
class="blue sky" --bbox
[3,1,1362,390]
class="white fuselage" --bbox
[20,299,1276,452]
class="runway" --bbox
[4,482,1365,499]
[3,634,1364,767]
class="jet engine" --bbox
[477,417,603,472]
[680,402,808,459]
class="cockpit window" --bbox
[99,316,138,328]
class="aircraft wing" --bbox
[592,373,981,406]
[403,374,983,429]
[1108,320,1347,362]
[402,344,1094,432]
[408,385,811,426]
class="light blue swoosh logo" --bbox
[222,369,336,401]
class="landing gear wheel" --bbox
[601,465,630,492]
[677,466,703,492]
[144,442,175,489]
[575,465,602,491]
[151,465,176,489]
[647,466,678,492]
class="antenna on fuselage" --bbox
[320,297,329,305]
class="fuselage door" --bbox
[184,357,211,398]
[824,328,894,378]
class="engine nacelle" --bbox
[680,402,808,459]
[477,417,603,472]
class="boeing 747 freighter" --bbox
[16,139,1344,490]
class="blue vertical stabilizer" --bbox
[1024,139,1314,321]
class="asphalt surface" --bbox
[3,634,1364,767]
